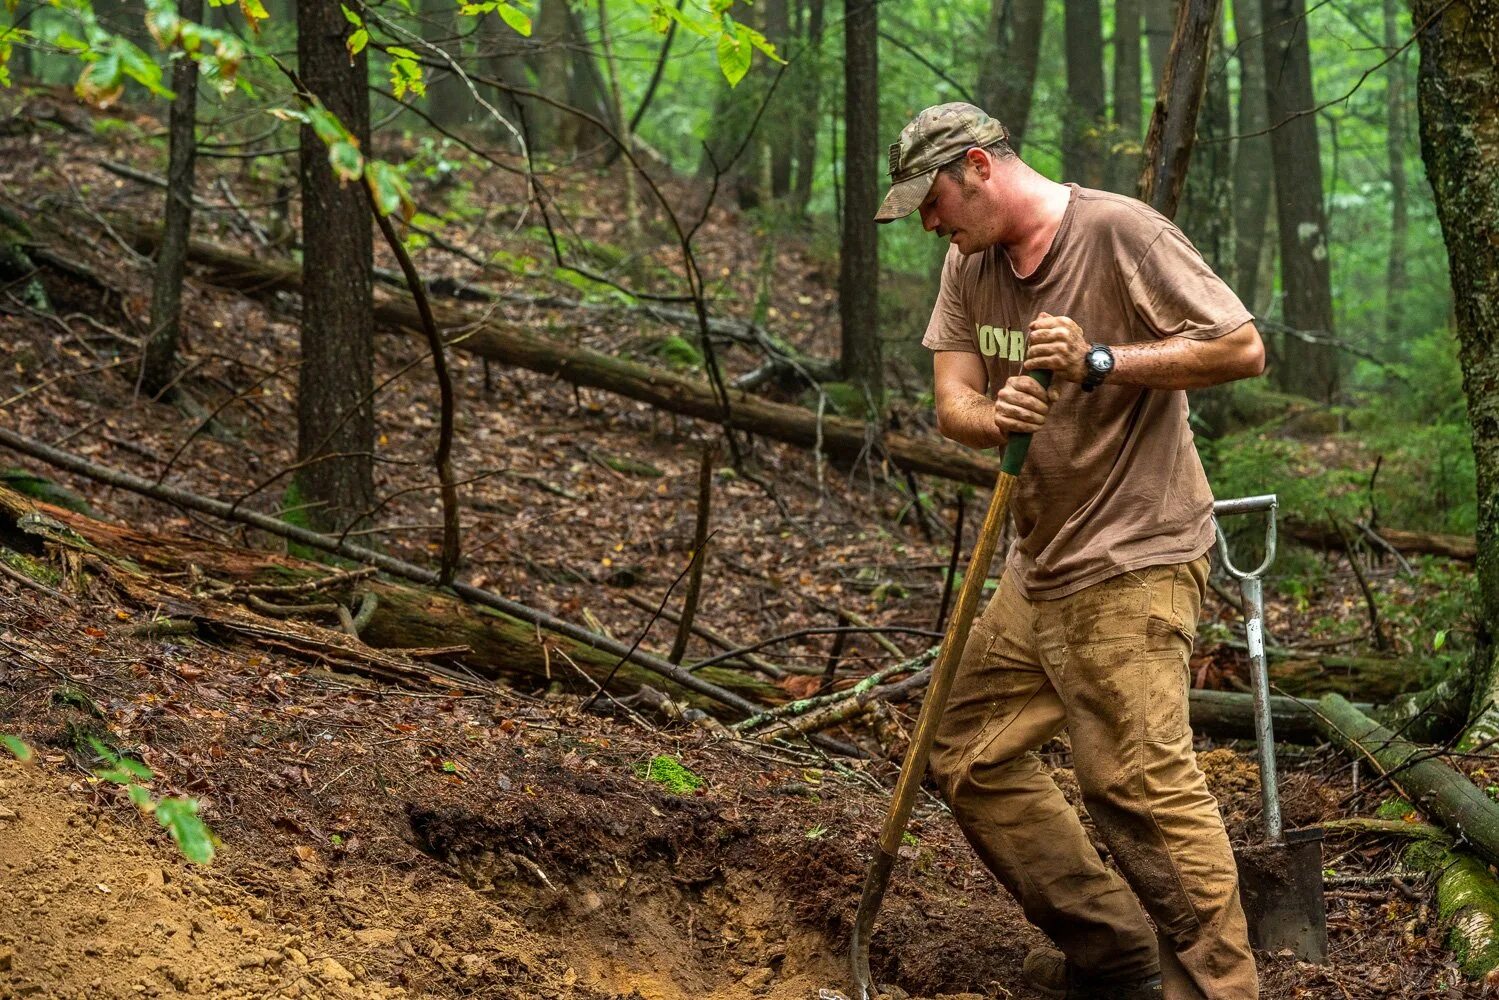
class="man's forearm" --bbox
[936,388,1008,450]
[1106,323,1265,390]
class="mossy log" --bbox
[1268,653,1429,702]
[1404,839,1499,978]
[1315,693,1499,868]
[0,484,778,712]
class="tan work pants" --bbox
[929,556,1257,999]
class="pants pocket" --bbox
[1140,649,1190,744]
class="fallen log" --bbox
[1269,652,1426,703]
[1186,689,1371,744]
[1322,817,1499,978]
[0,433,791,721]
[63,220,1004,489]
[1284,518,1475,562]
[1315,693,1499,868]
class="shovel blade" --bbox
[1234,827,1328,964]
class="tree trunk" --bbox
[1262,0,1338,402]
[422,0,471,127]
[594,0,639,233]
[140,0,202,400]
[1231,0,1273,311]
[839,0,882,414]
[478,8,532,143]
[1063,0,1107,188]
[296,0,376,534]
[765,0,793,201]
[1108,0,1143,193]
[697,2,770,205]
[1316,693,1499,868]
[1136,0,1224,221]
[1176,6,1233,271]
[976,0,1046,154]
[529,0,572,150]
[1384,0,1410,341]
[1142,0,1174,91]
[791,0,826,217]
[1412,0,1499,743]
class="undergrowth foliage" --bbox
[3,734,217,864]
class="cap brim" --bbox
[874,168,937,223]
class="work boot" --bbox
[1022,946,1163,1000]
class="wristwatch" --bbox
[1081,343,1115,392]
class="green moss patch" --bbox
[634,755,704,794]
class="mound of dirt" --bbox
[0,757,406,1000]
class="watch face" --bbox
[1088,347,1114,373]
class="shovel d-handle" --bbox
[848,371,1051,1000]
[1212,494,1282,844]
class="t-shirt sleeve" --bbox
[1127,228,1253,341]
[921,247,977,353]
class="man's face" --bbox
[918,164,990,255]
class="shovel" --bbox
[1212,494,1328,964]
[844,371,1051,1000]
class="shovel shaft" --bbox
[850,372,1049,1000]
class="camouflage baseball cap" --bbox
[875,103,1009,223]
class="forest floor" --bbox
[0,87,1484,999]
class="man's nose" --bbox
[920,206,936,231]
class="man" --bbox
[875,103,1264,1000]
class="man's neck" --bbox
[998,174,1072,279]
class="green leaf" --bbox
[366,159,415,219]
[146,7,181,47]
[347,28,368,56]
[716,23,749,87]
[306,105,352,146]
[238,0,270,28]
[127,784,153,808]
[1,735,32,762]
[51,30,91,54]
[739,23,783,63]
[155,797,216,864]
[496,2,531,36]
[389,56,424,99]
[76,51,124,106]
[328,140,365,182]
[460,3,498,13]
[119,42,171,97]
[340,3,363,26]
[1434,629,1448,651]
[387,45,418,59]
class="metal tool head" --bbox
[1235,827,1329,963]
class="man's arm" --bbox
[1025,316,1265,391]
[933,351,1056,449]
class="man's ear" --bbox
[967,147,991,180]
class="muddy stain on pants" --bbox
[928,556,1257,999]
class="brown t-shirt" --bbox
[923,185,1252,599]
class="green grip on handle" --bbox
[999,369,1053,476]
